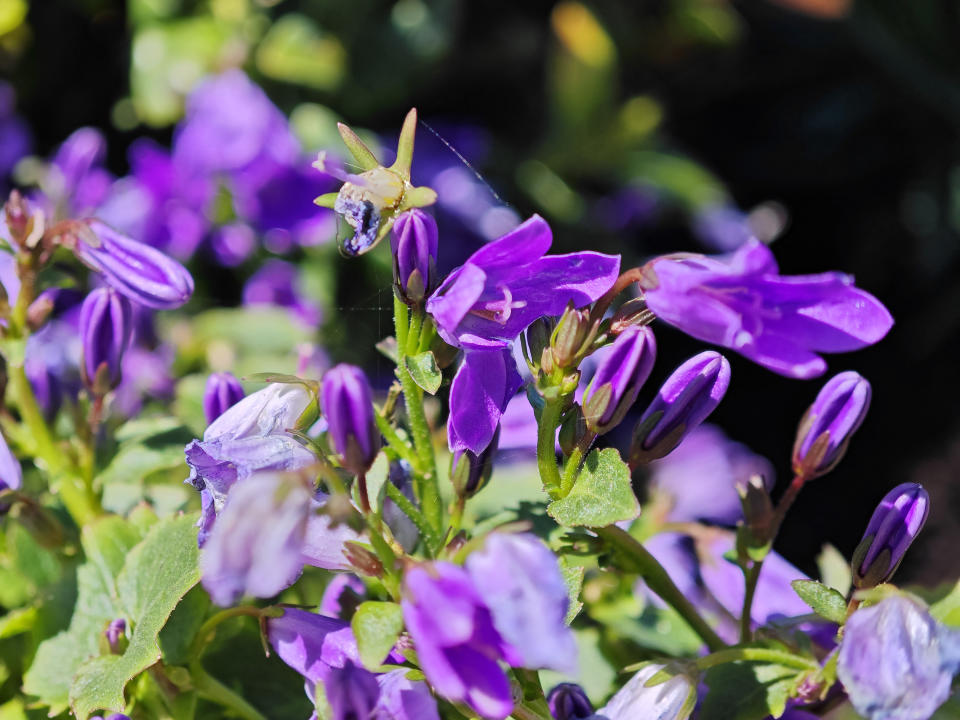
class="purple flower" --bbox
[464,533,577,674]
[79,287,133,393]
[89,715,130,720]
[0,430,22,513]
[631,351,731,464]
[426,215,619,350]
[547,683,593,720]
[582,325,657,433]
[243,259,322,328]
[852,483,929,589]
[648,424,774,525]
[320,574,366,619]
[210,223,256,267]
[641,239,893,379]
[51,127,113,215]
[326,661,381,720]
[203,372,245,424]
[74,220,194,309]
[392,209,438,304]
[25,317,81,419]
[837,596,960,720]
[112,344,175,418]
[592,663,696,720]
[402,562,517,719]
[373,667,442,720]
[185,382,317,522]
[792,370,871,479]
[105,618,126,654]
[448,349,522,455]
[321,364,380,475]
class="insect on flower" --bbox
[315,108,437,256]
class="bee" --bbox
[314,109,437,258]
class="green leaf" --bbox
[816,543,852,597]
[351,602,404,670]
[69,515,200,720]
[558,558,584,624]
[0,606,38,638]
[928,580,960,628]
[158,585,211,666]
[547,448,639,527]
[790,580,847,624]
[23,517,146,714]
[403,351,442,394]
[699,662,801,720]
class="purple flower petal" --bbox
[448,349,522,454]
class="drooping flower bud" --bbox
[203,372,245,424]
[79,287,133,394]
[391,209,438,304]
[630,351,730,465]
[582,325,656,433]
[522,316,555,372]
[851,483,929,589]
[450,428,499,499]
[72,220,194,310]
[321,364,380,475]
[547,683,593,720]
[792,370,870,480]
[325,660,381,720]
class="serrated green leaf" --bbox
[699,662,801,720]
[547,448,639,527]
[559,558,584,624]
[69,515,200,720]
[403,351,442,394]
[790,580,847,624]
[351,602,403,670]
[23,517,145,713]
[158,585,211,666]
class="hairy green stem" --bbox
[595,525,726,651]
[740,561,763,643]
[536,400,563,497]
[384,480,440,556]
[374,412,421,471]
[394,294,409,351]
[398,364,441,531]
[694,647,818,672]
[559,431,596,496]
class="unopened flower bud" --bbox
[738,474,775,545]
[79,287,133,394]
[105,618,126,654]
[391,209,438,304]
[551,305,590,368]
[851,482,929,589]
[583,326,656,433]
[547,683,593,720]
[523,316,555,370]
[610,297,655,335]
[73,220,194,310]
[451,429,498,499]
[26,292,55,331]
[343,541,384,577]
[203,372,245,424]
[558,405,586,457]
[321,364,380,475]
[630,351,731,465]
[4,190,42,248]
[792,370,871,480]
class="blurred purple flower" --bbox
[243,259,322,328]
[203,372,246,425]
[691,204,754,251]
[837,595,960,720]
[593,663,695,720]
[852,483,929,589]
[426,215,619,350]
[210,223,256,267]
[649,424,774,525]
[547,683,593,720]
[111,345,175,418]
[0,82,30,184]
[447,348,522,454]
[326,661,380,720]
[0,430,22,513]
[51,127,113,215]
[25,317,82,419]
[642,239,893,379]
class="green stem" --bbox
[398,364,441,531]
[189,606,263,660]
[537,399,563,497]
[406,311,423,356]
[417,316,436,353]
[394,294,409,351]
[511,704,553,720]
[374,412,421,471]
[385,480,440,556]
[694,647,818,672]
[740,561,763,643]
[595,525,726,651]
[190,662,267,720]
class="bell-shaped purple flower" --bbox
[203,372,245,424]
[426,215,619,350]
[837,595,960,720]
[0,430,22,514]
[326,661,381,720]
[464,533,577,675]
[448,348,522,455]
[79,287,133,393]
[392,209,438,304]
[792,370,871,479]
[52,127,113,215]
[582,325,657,433]
[321,364,380,475]
[547,683,593,720]
[73,220,194,309]
[631,351,731,464]
[185,382,318,522]
[593,663,697,720]
[852,483,929,589]
[641,239,893,379]
[402,562,517,719]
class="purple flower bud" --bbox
[321,364,380,475]
[852,483,929,589]
[74,220,194,310]
[391,209,438,304]
[203,372,245,424]
[837,596,960,720]
[792,370,871,480]
[326,661,381,720]
[630,351,731,464]
[105,618,126,654]
[0,430,22,514]
[79,287,133,393]
[582,325,656,433]
[547,683,593,720]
